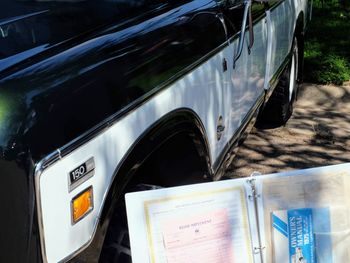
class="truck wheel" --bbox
[99,184,161,263]
[258,37,299,126]
[98,196,131,263]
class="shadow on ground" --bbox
[226,82,350,178]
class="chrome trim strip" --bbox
[0,10,49,26]
[233,0,251,66]
[216,13,229,39]
[34,150,61,263]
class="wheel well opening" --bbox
[99,111,213,227]
[98,130,211,262]
[128,131,211,188]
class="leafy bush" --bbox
[314,55,349,85]
[304,2,350,85]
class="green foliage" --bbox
[312,55,349,85]
[304,1,350,85]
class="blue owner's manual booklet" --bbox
[272,207,332,263]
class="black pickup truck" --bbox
[0,0,311,262]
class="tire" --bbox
[98,196,131,263]
[99,184,161,263]
[258,37,299,126]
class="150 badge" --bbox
[68,157,95,192]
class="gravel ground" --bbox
[226,82,350,178]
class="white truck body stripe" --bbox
[35,0,308,260]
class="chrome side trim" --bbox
[216,13,229,39]
[0,10,49,27]
[34,150,61,263]
[233,0,251,67]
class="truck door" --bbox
[265,0,294,84]
[221,0,268,139]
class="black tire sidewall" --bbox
[282,37,299,123]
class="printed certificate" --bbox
[144,187,253,263]
[126,180,255,263]
[162,209,234,263]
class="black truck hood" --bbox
[0,0,162,74]
[0,0,172,155]
[0,0,222,161]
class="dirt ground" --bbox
[226,81,350,178]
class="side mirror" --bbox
[233,0,254,68]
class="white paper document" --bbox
[126,163,350,263]
[161,209,233,263]
[125,179,255,263]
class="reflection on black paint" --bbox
[0,0,170,59]
[0,0,226,160]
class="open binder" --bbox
[125,163,350,263]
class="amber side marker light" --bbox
[71,186,93,224]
